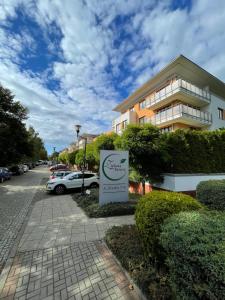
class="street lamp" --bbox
[75,124,87,195]
[53,147,57,164]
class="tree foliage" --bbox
[26,126,48,161]
[0,85,32,166]
[161,129,225,173]
[115,124,165,182]
[0,85,47,166]
[93,133,117,163]
[75,143,96,170]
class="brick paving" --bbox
[0,168,48,273]
[17,195,134,251]
[0,175,140,300]
[0,242,139,300]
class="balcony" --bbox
[112,110,137,134]
[146,79,211,110]
[148,104,212,128]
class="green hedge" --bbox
[196,180,225,210]
[162,129,225,173]
[135,191,202,257]
[160,211,225,299]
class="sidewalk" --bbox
[0,194,140,300]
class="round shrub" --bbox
[160,211,225,299]
[196,179,225,210]
[135,191,202,257]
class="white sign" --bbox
[99,150,129,206]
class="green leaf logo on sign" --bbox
[102,154,126,181]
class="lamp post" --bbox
[75,124,87,195]
[53,147,56,164]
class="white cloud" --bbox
[0,0,225,152]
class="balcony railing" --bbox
[149,104,212,126]
[146,79,211,108]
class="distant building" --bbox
[77,133,99,149]
[112,55,225,134]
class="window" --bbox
[140,99,146,109]
[160,126,173,133]
[122,120,127,129]
[116,124,120,133]
[84,174,94,178]
[139,117,147,125]
[218,108,224,120]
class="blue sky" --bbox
[0,0,225,154]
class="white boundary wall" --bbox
[154,173,225,191]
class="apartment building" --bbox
[112,55,225,134]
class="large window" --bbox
[116,124,120,133]
[218,108,224,120]
[139,117,147,125]
[121,120,128,129]
[140,99,146,109]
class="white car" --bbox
[46,171,99,195]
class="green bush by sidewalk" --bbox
[72,189,139,218]
[160,211,225,299]
[135,191,202,258]
[196,179,225,210]
[105,225,172,299]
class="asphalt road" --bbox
[0,166,48,271]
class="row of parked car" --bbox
[0,160,48,183]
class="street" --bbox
[0,167,138,300]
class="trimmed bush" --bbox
[72,189,138,218]
[135,191,202,257]
[196,179,225,210]
[160,211,225,299]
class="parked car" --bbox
[0,168,12,182]
[9,165,24,175]
[49,164,69,172]
[49,170,72,180]
[46,172,99,195]
[23,164,29,172]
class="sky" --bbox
[0,0,225,154]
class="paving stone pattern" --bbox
[0,169,47,273]
[18,196,135,252]
[0,242,139,300]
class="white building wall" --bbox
[202,93,225,130]
[154,173,225,191]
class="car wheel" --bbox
[90,182,99,189]
[54,185,66,195]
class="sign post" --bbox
[99,150,129,206]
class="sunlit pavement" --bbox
[0,171,139,300]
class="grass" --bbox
[105,225,172,300]
[72,188,141,218]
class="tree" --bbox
[115,124,165,192]
[75,143,97,171]
[58,151,69,164]
[93,133,117,163]
[68,150,78,165]
[26,126,48,161]
[0,85,33,166]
